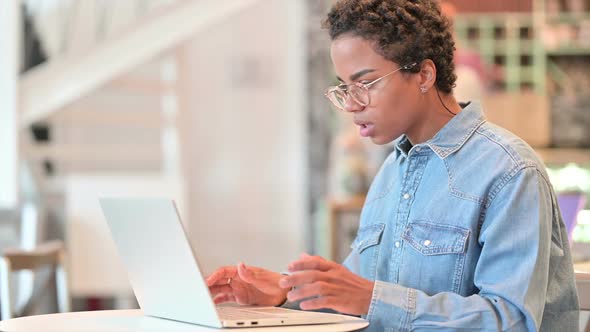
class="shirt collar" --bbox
[394,101,486,159]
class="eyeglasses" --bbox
[324,62,417,111]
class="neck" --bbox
[406,89,462,145]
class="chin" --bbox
[370,133,399,145]
[370,136,390,145]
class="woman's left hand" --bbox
[279,253,374,315]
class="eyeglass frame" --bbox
[324,62,418,110]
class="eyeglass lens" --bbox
[329,85,369,109]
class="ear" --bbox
[418,60,437,93]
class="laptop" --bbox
[99,198,347,328]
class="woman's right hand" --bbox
[206,263,288,307]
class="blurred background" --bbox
[1,0,589,321]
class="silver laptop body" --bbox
[100,198,346,328]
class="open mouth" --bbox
[358,123,374,137]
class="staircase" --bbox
[20,0,260,180]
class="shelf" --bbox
[546,13,590,24]
[454,13,545,93]
[452,4,590,150]
[484,40,536,54]
[520,67,535,81]
[535,148,590,166]
[456,13,533,23]
[328,195,366,212]
[546,47,590,56]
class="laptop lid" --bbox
[100,198,223,328]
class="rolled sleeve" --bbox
[367,281,414,331]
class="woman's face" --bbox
[330,35,423,145]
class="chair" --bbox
[328,195,366,262]
[578,272,590,310]
[0,240,70,320]
[576,272,590,331]
[558,192,587,243]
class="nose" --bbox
[342,94,364,113]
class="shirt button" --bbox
[394,241,400,248]
[403,193,411,200]
[415,147,421,152]
[423,240,431,246]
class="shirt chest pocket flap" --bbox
[351,223,385,253]
[403,222,469,255]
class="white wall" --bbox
[183,0,307,274]
[0,0,20,209]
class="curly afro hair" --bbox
[323,0,456,94]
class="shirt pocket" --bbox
[403,222,469,255]
[350,223,385,280]
[401,222,470,294]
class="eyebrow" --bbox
[336,68,376,82]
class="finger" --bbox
[279,270,326,289]
[299,295,333,311]
[206,266,237,286]
[214,293,236,304]
[286,281,334,302]
[209,284,233,297]
[288,254,335,272]
[237,262,274,279]
[236,263,256,283]
[237,263,282,292]
[234,291,251,306]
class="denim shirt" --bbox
[343,102,579,331]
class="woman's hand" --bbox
[280,253,374,315]
[206,263,288,306]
